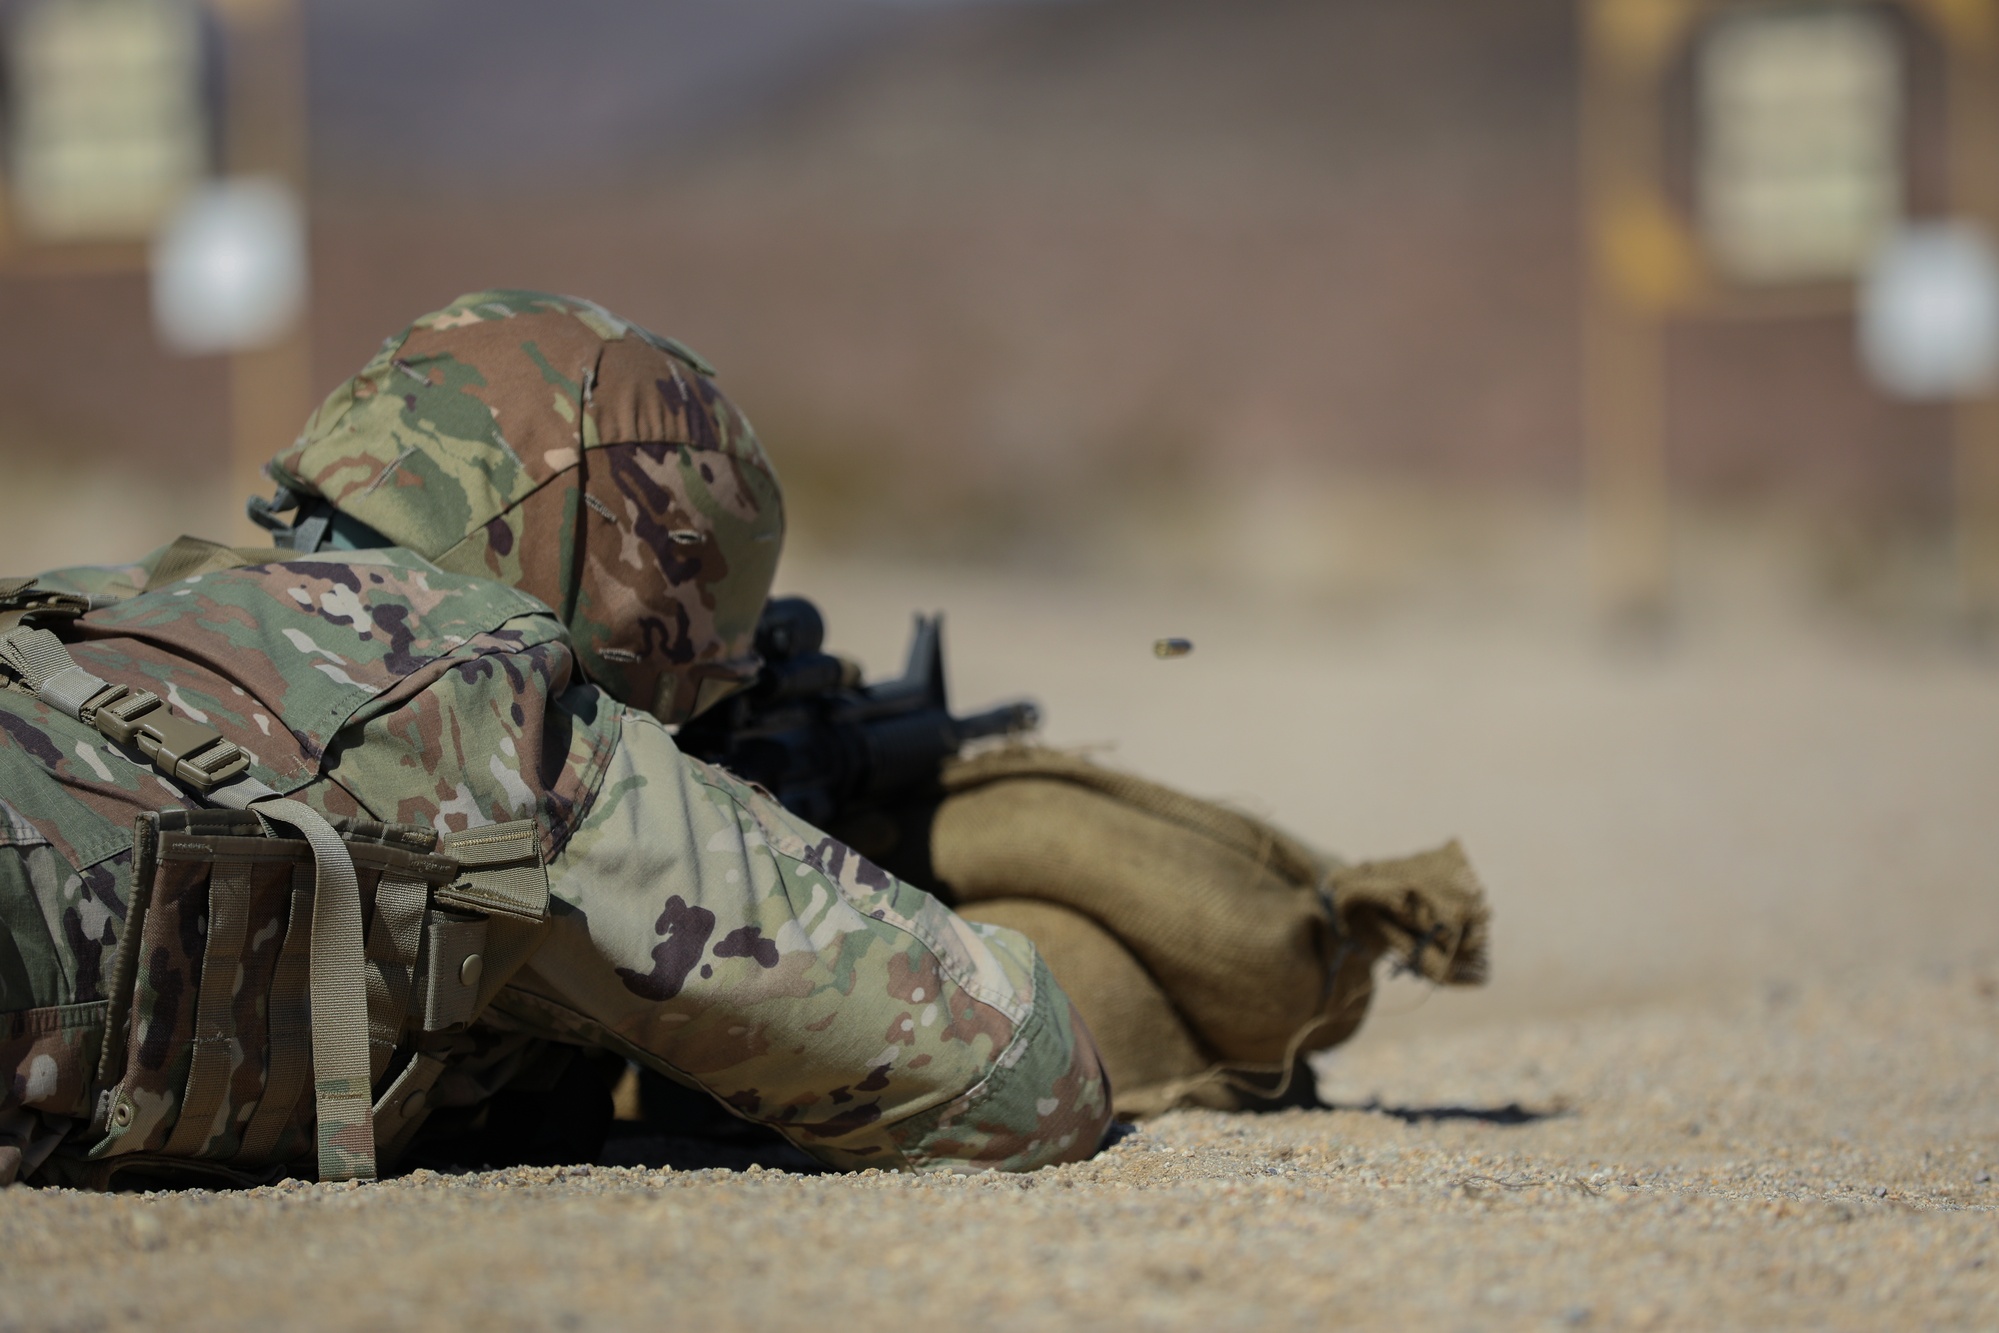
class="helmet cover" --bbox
[266,290,784,723]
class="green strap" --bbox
[253,799,376,1183]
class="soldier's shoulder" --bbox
[135,546,560,631]
[81,546,574,713]
[30,553,164,603]
[34,542,558,627]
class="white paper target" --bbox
[1859,221,1999,403]
[150,178,308,356]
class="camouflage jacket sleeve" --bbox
[494,702,1112,1173]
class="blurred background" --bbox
[0,0,1995,1044]
[2,0,1995,602]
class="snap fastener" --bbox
[458,954,483,988]
[111,1101,133,1128]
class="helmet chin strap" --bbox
[247,484,320,550]
[247,488,388,553]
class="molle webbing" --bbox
[237,876,315,1164]
[89,810,548,1186]
[159,858,257,1161]
[258,799,378,1182]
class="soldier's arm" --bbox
[494,697,1111,1173]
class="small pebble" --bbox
[1152,638,1193,658]
[1873,1186,1888,1198]
[1976,1171,1991,1184]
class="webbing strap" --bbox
[363,874,429,1082]
[141,536,289,592]
[208,775,281,809]
[238,876,315,1164]
[438,820,551,1015]
[0,624,253,793]
[291,512,332,556]
[145,536,244,591]
[252,799,376,1183]
[163,860,254,1158]
[40,665,111,718]
[0,625,92,694]
[370,1051,448,1173]
[0,626,123,739]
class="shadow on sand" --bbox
[1324,1098,1569,1127]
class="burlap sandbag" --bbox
[951,899,1213,1116]
[935,747,1489,1113]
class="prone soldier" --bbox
[0,291,1110,1187]
[0,289,1491,1189]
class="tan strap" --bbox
[370,1051,449,1173]
[252,799,376,1183]
[0,625,253,793]
[438,820,551,1015]
[0,624,98,701]
[363,874,430,1082]
[434,821,548,921]
[142,536,289,592]
[416,911,488,1032]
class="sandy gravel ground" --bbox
[5,546,1996,1330]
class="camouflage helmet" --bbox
[256,290,784,724]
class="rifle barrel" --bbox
[955,700,1040,743]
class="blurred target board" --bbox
[1582,0,1999,621]
[5,0,207,244]
[1697,4,1903,284]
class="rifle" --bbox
[674,596,1039,885]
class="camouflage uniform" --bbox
[0,293,1109,1185]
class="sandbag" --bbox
[953,898,1211,1117]
[934,746,1488,1113]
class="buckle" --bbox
[93,688,250,791]
[169,735,252,789]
